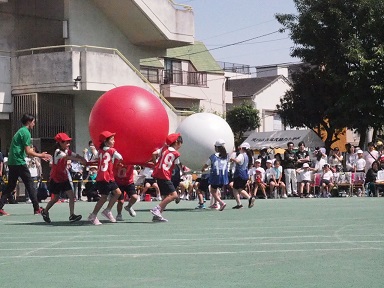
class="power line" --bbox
[140,30,281,64]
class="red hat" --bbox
[166,133,181,145]
[99,131,116,143]
[54,132,72,142]
[380,155,384,162]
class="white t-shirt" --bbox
[298,169,312,181]
[355,158,366,171]
[322,170,333,181]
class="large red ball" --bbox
[89,86,169,164]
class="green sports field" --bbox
[0,198,383,288]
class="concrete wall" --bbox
[0,0,64,51]
[64,0,165,69]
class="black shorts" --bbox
[117,183,136,200]
[210,184,224,190]
[301,180,310,185]
[49,180,72,195]
[196,177,209,193]
[156,179,176,196]
[96,181,119,195]
[233,177,248,190]
[320,179,330,186]
[144,178,156,186]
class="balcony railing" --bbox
[163,70,207,87]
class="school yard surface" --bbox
[0,198,383,288]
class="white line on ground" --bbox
[2,247,382,259]
[0,240,383,251]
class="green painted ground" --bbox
[0,198,383,288]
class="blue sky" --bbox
[183,0,299,68]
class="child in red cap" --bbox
[150,133,183,222]
[41,133,86,223]
[88,131,123,225]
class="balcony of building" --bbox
[92,0,194,48]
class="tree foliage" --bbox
[276,0,384,149]
[226,102,260,142]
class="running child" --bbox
[88,131,122,225]
[114,161,138,221]
[201,139,228,211]
[150,133,183,222]
[41,133,86,223]
[230,142,253,209]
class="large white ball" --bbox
[176,113,235,171]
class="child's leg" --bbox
[233,189,241,205]
[211,187,225,206]
[44,193,59,212]
[299,183,304,197]
[106,188,122,210]
[158,191,178,212]
[65,189,76,215]
[261,184,267,198]
[305,182,310,196]
[117,200,123,215]
[126,193,138,209]
[92,194,108,215]
[240,189,251,200]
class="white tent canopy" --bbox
[243,130,324,150]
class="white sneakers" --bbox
[124,206,136,217]
[88,213,102,225]
[101,209,116,223]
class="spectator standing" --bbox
[25,146,42,203]
[295,141,310,193]
[364,142,379,173]
[83,140,98,179]
[284,142,298,196]
[354,150,366,172]
[328,147,343,172]
[0,114,51,216]
[70,159,84,201]
[313,148,328,173]
[345,145,357,172]
[258,148,270,170]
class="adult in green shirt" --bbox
[0,114,51,216]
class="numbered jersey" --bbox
[114,163,134,186]
[152,146,180,180]
[208,153,229,186]
[96,147,123,182]
[50,149,74,183]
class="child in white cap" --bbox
[296,163,314,198]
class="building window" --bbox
[140,67,161,83]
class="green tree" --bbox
[277,65,345,151]
[276,0,384,148]
[226,102,260,143]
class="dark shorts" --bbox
[144,178,156,186]
[210,184,223,190]
[49,179,72,195]
[301,180,310,185]
[320,179,330,186]
[117,183,136,200]
[96,181,119,195]
[196,177,209,193]
[156,179,176,196]
[233,177,248,190]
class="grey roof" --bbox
[228,75,285,98]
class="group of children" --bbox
[39,130,184,225]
